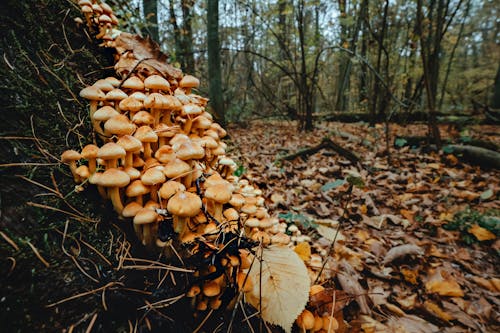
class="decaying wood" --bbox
[447,144,500,169]
[280,137,360,164]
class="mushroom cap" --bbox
[200,136,218,149]
[132,111,154,125]
[92,4,103,14]
[78,0,92,6]
[122,201,143,218]
[204,173,225,187]
[245,218,260,228]
[271,232,291,245]
[164,95,183,110]
[229,193,246,208]
[117,135,142,153]
[99,168,130,187]
[143,157,161,170]
[97,142,126,160]
[133,208,158,225]
[100,3,113,15]
[126,179,150,197]
[93,106,119,121]
[202,280,220,297]
[81,144,99,159]
[99,14,112,24]
[93,79,114,92]
[179,75,200,89]
[154,123,178,138]
[144,92,168,109]
[144,75,170,91]
[163,158,191,178]
[119,96,143,112]
[80,86,106,101]
[129,91,147,101]
[134,125,158,143]
[124,166,141,180]
[223,208,239,221]
[81,5,92,13]
[175,141,205,160]
[122,76,144,90]
[210,123,227,138]
[75,165,90,179]
[141,167,166,186]
[241,203,257,214]
[61,149,81,162]
[205,182,233,204]
[192,115,212,130]
[181,103,203,116]
[169,133,190,148]
[159,180,186,200]
[105,88,128,101]
[104,114,136,136]
[104,77,121,87]
[154,145,176,163]
[167,191,202,217]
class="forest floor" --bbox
[228,120,500,332]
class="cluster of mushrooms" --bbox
[76,0,118,43]
[63,2,344,329]
[61,0,298,314]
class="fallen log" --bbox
[446,145,500,169]
[279,137,360,165]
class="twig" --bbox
[0,231,19,251]
[26,240,50,268]
[192,309,214,333]
[46,281,123,308]
[84,313,98,333]
[27,202,98,223]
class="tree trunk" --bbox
[142,0,159,41]
[181,0,195,73]
[491,63,500,109]
[207,0,225,124]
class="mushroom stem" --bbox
[124,152,134,168]
[144,143,153,159]
[162,110,173,126]
[213,203,223,222]
[108,187,124,214]
[150,184,159,203]
[87,158,97,174]
[183,115,193,134]
[173,216,188,234]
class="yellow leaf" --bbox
[469,224,496,241]
[294,242,311,261]
[425,268,464,297]
[401,268,419,285]
[424,300,454,321]
[245,245,310,333]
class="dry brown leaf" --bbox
[337,260,371,315]
[309,288,351,314]
[401,267,419,285]
[387,314,439,333]
[424,300,454,321]
[316,225,345,242]
[383,244,423,265]
[468,224,496,241]
[425,268,464,297]
[245,245,310,333]
[359,315,388,333]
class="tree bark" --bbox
[207,0,225,124]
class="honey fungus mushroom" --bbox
[98,168,130,214]
[166,191,201,236]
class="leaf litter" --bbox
[228,120,499,332]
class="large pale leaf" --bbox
[244,245,310,333]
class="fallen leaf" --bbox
[480,188,494,200]
[337,260,371,315]
[294,242,311,261]
[401,267,419,285]
[468,224,496,241]
[424,300,454,321]
[316,225,345,242]
[387,314,439,332]
[425,268,464,297]
[245,245,310,333]
[383,244,424,265]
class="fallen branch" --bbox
[446,144,500,169]
[279,137,360,164]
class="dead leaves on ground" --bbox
[229,121,499,332]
